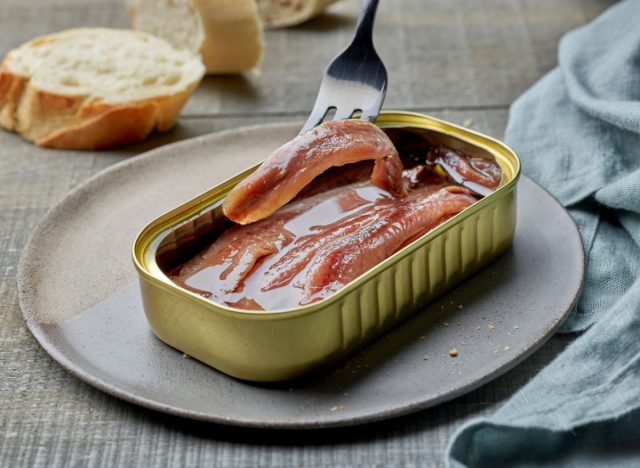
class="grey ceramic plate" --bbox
[17,123,584,429]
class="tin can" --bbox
[133,111,520,382]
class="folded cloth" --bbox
[447,0,640,465]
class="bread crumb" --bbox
[488,322,496,330]
[443,322,449,327]
[458,305,463,309]
[423,354,429,361]
[514,325,519,329]
[449,348,459,357]
[504,346,511,351]
[475,326,481,330]
[329,405,345,412]
[182,353,191,359]
[463,118,474,127]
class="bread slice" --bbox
[127,0,263,74]
[0,28,205,150]
[255,0,340,28]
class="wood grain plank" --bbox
[187,0,614,115]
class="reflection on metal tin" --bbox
[133,111,521,382]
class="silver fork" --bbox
[299,0,387,135]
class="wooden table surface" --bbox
[0,0,612,466]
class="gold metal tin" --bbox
[133,111,521,382]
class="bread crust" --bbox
[127,0,263,74]
[0,29,204,150]
[194,0,263,73]
[0,72,27,131]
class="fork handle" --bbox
[353,0,380,44]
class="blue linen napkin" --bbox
[446,0,640,465]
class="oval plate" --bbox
[17,123,583,429]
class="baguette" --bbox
[0,28,205,150]
[127,0,263,74]
[255,0,340,28]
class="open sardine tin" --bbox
[133,111,521,382]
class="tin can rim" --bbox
[132,110,521,320]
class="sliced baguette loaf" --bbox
[0,28,205,149]
[255,0,340,28]
[127,0,263,74]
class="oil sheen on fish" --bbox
[170,123,502,311]
[222,120,405,225]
